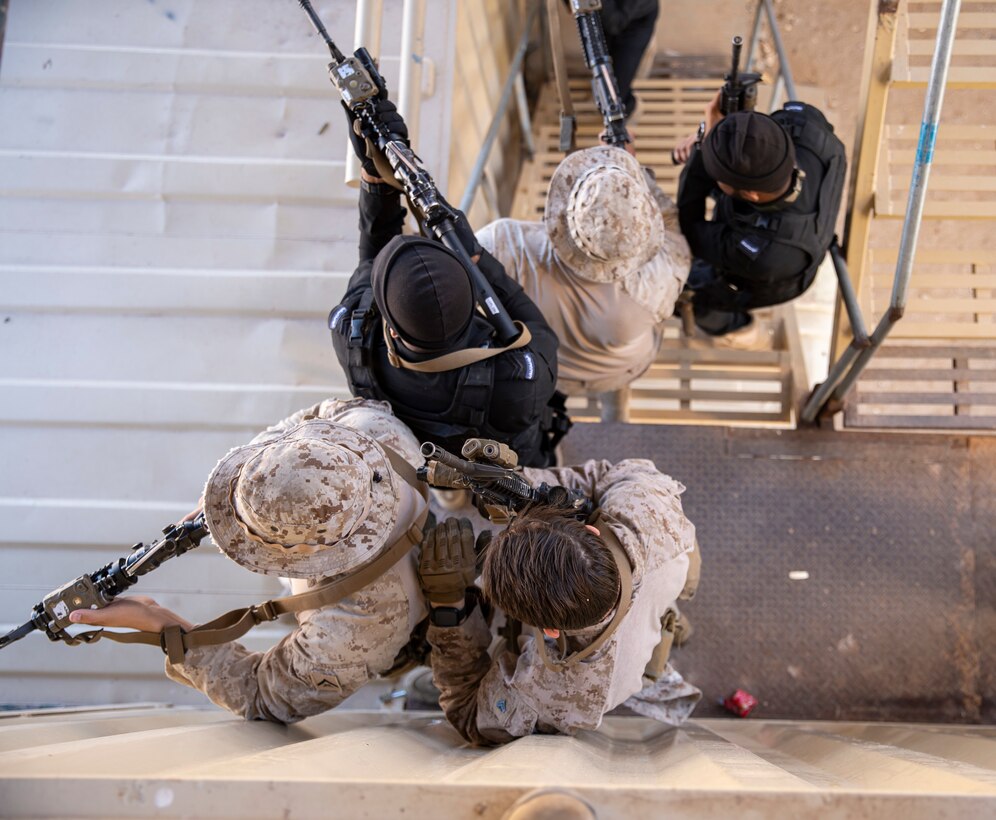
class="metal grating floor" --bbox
[561,422,996,724]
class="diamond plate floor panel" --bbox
[561,424,996,724]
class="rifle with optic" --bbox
[296,0,519,345]
[567,0,630,148]
[0,516,208,650]
[418,438,593,525]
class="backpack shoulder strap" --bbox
[344,289,380,395]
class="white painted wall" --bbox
[0,0,470,706]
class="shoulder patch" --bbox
[522,352,535,381]
[496,699,507,713]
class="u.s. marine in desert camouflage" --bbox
[424,459,702,745]
[477,145,691,396]
[71,398,431,724]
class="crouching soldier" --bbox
[329,99,564,467]
[418,459,702,745]
[70,398,432,723]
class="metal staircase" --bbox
[830,0,996,430]
[512,72,808,425]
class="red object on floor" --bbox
[723,689,759,717]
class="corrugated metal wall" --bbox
[0,0,518,707]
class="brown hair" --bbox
[481,505,620,631]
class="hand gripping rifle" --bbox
[568,0,630,148]
[0,516,208,650]
[417,438,593,525]
[720,35,762,115]
[297,0,519,345]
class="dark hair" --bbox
[481,505,620,631]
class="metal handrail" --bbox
[746,0,798,108]
[459,1,541,215]
[743,0,874,413]
[801,0,963,423]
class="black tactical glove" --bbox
[342,98,409,182]
[418,517,478,605]
[473,530,492,577]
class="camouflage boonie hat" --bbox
[204,420,400,579]
[545,145,666,284]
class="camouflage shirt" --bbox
[476,172,690,395]
[427,458,702,745]
[165,398,428,723]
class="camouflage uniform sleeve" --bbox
[165,566,413,723]
[521,459,616,501]
[429,609,617,745]
[427,607,515,746]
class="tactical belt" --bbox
[383,320,532,373]
[66,444,430,664]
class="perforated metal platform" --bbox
[561,423,996,724]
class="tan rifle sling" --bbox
[383,320,531,373]
[67,444,429,664]
[533,521,700,678]
[546,0,577,153]
[642,539,701,681]
[534,514,633,672]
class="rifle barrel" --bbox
[298,0,345,61]
[730,35,743,80]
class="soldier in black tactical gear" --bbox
[329,99,563,468]
[676,94,846,337]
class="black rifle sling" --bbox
[534,513,634,672]
[66,444,429,664]
[345,289,379,394]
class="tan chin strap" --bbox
[384,320,532,373]
[533,515,634,672]
[66,444,429,664]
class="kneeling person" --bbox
[420,459,702,745]
[71,399,430,723]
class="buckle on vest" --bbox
[349,310,367,344]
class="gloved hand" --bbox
[473,530,492,577]
[418,517,478,605]
[342,99,408,181]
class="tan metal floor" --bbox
[1,706,995,819]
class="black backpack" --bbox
[716,101,847,306]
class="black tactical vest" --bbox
[716,101,847,306]
[337,291,567,466]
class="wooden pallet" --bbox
[845,344,996,430]
[875,124,996,219]
[894,0,996,89]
